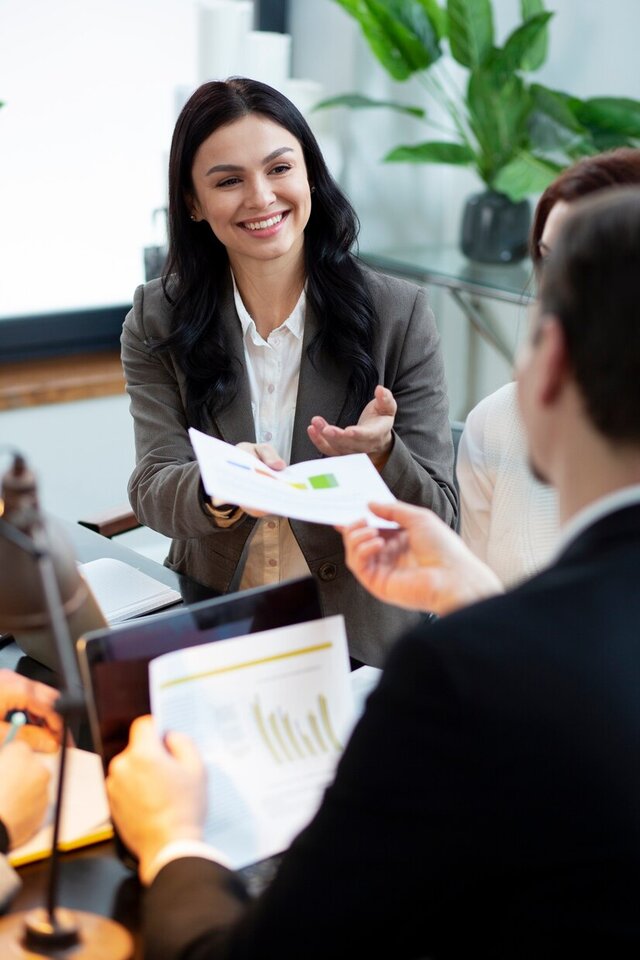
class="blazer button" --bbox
[318,562,337,582]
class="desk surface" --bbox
[362,244,534,305]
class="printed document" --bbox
[188,428,397,526]
[149,616,354,869]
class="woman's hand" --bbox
[0,741,51,848]
[0,671,62,752]
[341,501,503,615]
[307,385,397,470]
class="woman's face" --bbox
[538,199,571,263]
[189,113,312,272]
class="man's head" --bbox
[518,187,640,490]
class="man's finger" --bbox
[367,500,427,526]
[128,715,161,749]
[164,731,204,773]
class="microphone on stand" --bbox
[0,453,107,671]
[0,452,133,960]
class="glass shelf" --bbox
[361,245,535,306]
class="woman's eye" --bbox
[270,164,291,175]
[217,176,241,188]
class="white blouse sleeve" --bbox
[456,395,495,565]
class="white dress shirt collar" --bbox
[555,483,640,559]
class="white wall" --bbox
[0,0,198,316]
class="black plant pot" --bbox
[460,190,531,264]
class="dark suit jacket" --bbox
[121,267,457,665]
[143,503,640,958]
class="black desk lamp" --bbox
[0,453,133,959]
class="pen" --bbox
[1,711,27,749]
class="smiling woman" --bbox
[188,114,311,311]
[121,78,458,666]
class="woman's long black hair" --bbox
[159,77,378,429]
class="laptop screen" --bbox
[78,576,322,772]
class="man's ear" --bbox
[538,315,570,406]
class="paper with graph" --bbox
[149,616,355,868]
[188,427,397,527]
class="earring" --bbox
[189,214,197,221]
[310,186,316,194]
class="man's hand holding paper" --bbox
[342,501,503,615]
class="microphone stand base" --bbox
[0,908,133,959]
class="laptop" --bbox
[77,575,322,892]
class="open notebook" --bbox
[8,747,112,867]
[79,557,182,624]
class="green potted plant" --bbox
[318,0,640,263]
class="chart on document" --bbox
[149,616,354,868]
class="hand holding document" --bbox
[189,428,397,527]
[149,616,355,869]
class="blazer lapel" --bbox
[291,301,350,464]
[210,282,256,445]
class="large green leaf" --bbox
[573,97,640,139]
[591,131,635,150]
[333,0,442,80]
[528,85,593,160]
[447,0,494,68]
[530,84,587,134]
[493,150,562,202]
[467,67,531,183]
[416,0,448,39]
[385,140,475,164]
[498,12,553,75]
[527,113,593,162]
[519,0,549,70]
[366,0,442,71]
[314,93,426,119]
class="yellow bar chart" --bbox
[252,694,343,765]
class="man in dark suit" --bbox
[107,188,640,957]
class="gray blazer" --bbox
[121,266,456,666]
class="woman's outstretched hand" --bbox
[307,385,397,470]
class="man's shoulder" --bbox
[390,522,640,685]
